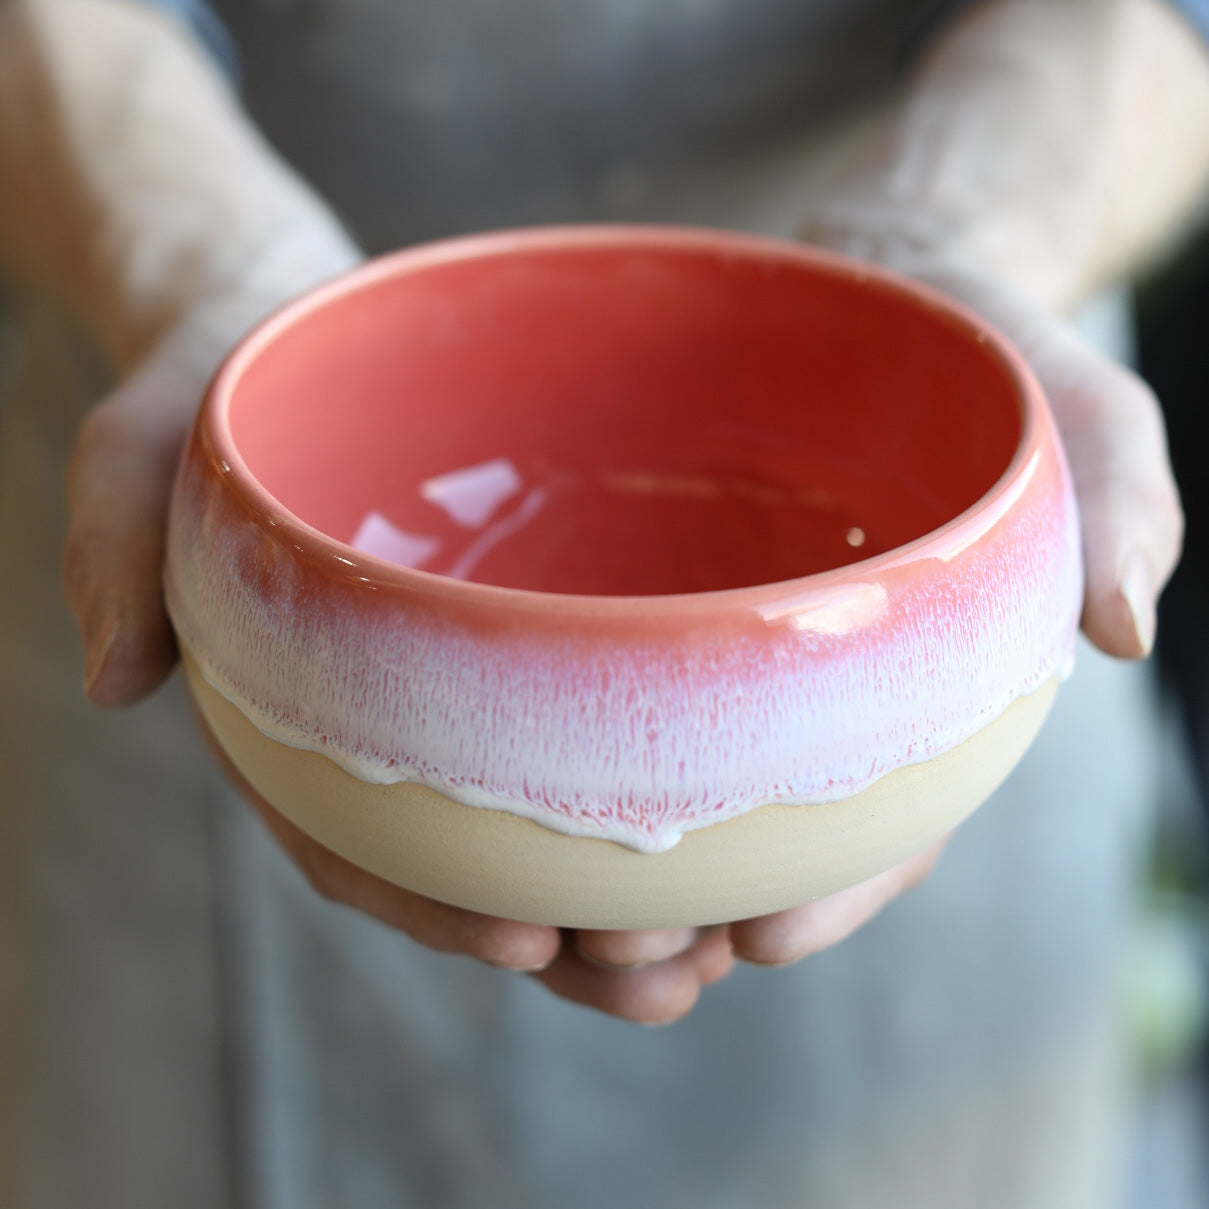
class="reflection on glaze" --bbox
[419,457,521,527]
[754,582,888,635]
[351,512,441,569]
[446,486,549,581]
[347,456,885,596]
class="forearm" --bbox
[0,0,356,368]
[807,0,1209,311]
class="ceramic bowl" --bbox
[164,226,1081,929]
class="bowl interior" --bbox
[224,237,1023,596]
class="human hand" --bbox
[59,225,741,1025]
[721,0,1199,974]
[217,736,931,1021]
[242,781,740,1025]
[711,257,1183,972]
[552,0,1188,994]
[788,242,1182,664]
[911,266,1181,660]
[63,222,361,705]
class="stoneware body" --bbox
[164,226,1082,928]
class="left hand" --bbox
[701,0,1196,1002]
[555,0,1192,1008]
[714,256,1183,982]
[910,265,1182,660]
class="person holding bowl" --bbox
[1,0,1207,1204]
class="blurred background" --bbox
[1129,227,1209,1204]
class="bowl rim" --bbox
[197,223,1052,621]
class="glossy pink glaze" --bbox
[164,227,1082,853]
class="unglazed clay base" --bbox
[184,651,1057,929]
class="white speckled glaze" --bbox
[164,228,1082,854]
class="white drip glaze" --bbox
[166,432,1081,854]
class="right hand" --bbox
[64,220,362,705]
[61,227,740,1025]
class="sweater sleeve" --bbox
[127,0,237,75]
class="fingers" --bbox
[63,373,195,706]
[191,712,562,969]
[64,241,361,708]
[63,315,241,707]
[1011,312,1181,659]
[213,725,737,1015]
[534,927,734,1025]
[234,729,935,1017]
[260,790,737,1016]
[244,782,564,972]
[575,926,698,968]
[915,269,1183,660]
[729,842,944,966]
[1039,341,1181,659]
[545,839,943,1020]
[691,924,737,986]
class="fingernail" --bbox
[575,927,696,970]
[735,952,799,969]
[576,948,643,971]
[1118,552,1155,658]
[83,612,121,697]
[494,957,554,973]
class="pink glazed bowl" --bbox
[164,226,1082,929]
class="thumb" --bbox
[62,217,363,707]
[917,270,1182,660]
[1006,309,1183,659]
[63,338,215,706]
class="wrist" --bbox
[801,0,1209,313]
[799,195,1083,313]
[0,0,359,366]
[126,198,362,358]
[70,0,361,361]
